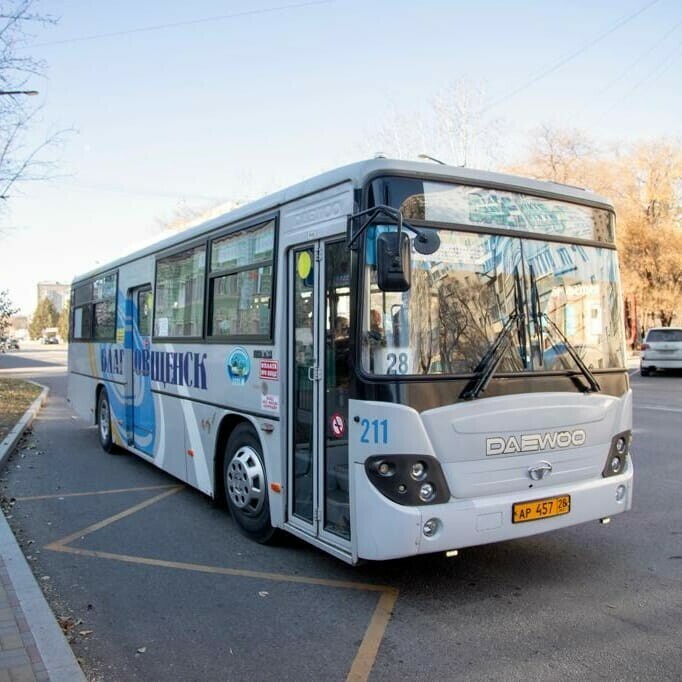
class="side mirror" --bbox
[377,231,411,291]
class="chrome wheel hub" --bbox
[99,397,110,441]
[227,446,265,515]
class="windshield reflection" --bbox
[363,229,625,376]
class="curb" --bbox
[0,381,87,681]
[0,381,49,470]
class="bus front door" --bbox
[130,286,155,455]
[288,241,352,553]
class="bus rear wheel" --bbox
[97,388,117,454]
[224,424,275,543]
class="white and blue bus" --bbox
[67,159,633,563]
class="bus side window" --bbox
[138,290,152,336]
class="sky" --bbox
[1,0,681,315]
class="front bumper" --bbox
[353,459,633,561]
[641,358,682,370]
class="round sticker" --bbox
[297,251,312,280]
[330,412,345,438]
[227,347,251,385]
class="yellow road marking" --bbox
[15,483,179,502]
[45,486,184,549]
[48,542,392,593]
[347,588,399,682]
[32,484,397,680]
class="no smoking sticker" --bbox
[330,413,345,438]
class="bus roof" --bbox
[72,158,614,284]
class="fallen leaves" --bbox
[58,616,93,643]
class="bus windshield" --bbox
[362,228,625,377]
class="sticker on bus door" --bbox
[330,413,345,438]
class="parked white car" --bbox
[640,327,682,376]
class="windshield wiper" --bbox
[528,265,600,392]
[460,311,518,401]
[540,313,601,393]
[461,266,527,401]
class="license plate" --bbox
[512,495,571,523]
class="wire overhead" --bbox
[28,1,334,49]
[594,16,682,96]
[598,39,682,119]
[482,0,662,113]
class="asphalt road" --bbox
[1,346,681,681]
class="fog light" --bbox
[410,461,427,480]
[616,484,626,502]
[610,455,623,474]
[423,518,439,537]
[615,437,627,454]
[419,482,435,502]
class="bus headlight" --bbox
[602,430,631,478]
[365,454,450,506]
[410,461,427,480]
[419,483,436,502]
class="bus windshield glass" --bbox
[398,181,614,243]
[362,228,625,377]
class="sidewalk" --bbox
[0,384,85,682]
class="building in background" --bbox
[37,281,70,312]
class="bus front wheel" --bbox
[223,424,275,543]
[97,388,117,454]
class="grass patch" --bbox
[0,378,42,442]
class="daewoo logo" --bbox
[486,429,586,456]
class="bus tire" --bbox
[97,388,117,454]
[224,424,275,543]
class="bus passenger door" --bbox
[131,286,155,455]
[289,245,318,533]
[288,242,351,553]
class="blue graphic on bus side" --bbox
[101,347,125,375]
[130,292,156,455]
[227,347,250,385]
[96,290,129,448]
[133,348,208,389]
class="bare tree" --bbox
[431,79,503,168]
[512,127,682,328]
[368,79,504,168]
[0,289,18,335]
[0,1,63,228]
[615,140,682,327]
[370,99,431,162]
[156,198,246,236]
[507,124,599,186]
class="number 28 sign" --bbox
[375,348,412,375]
